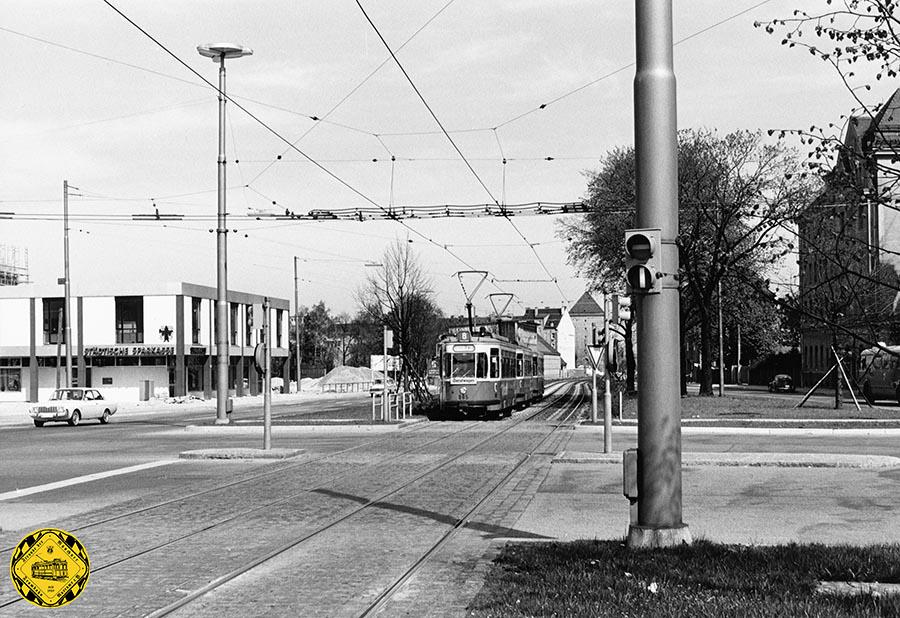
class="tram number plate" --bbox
[459,392,468,400]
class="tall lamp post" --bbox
[197,43,253,425]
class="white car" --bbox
[29,388,118,427]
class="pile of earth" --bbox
[316,365,391,391]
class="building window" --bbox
[42,297,65,344]
[230,303,239,345]
[276,310,283,347]
[115,296,144,343]
[192,297,202,345]
[0,366,21,392]
[245,304,253,345]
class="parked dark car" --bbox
[768,374,795,393]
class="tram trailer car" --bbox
[438,330,544,418]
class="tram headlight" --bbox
[460,387,467,395]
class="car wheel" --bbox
[33,420,44,427]
[68,411,81,427]
[100,409,111,424]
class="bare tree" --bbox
[356,240,443,402]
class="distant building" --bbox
[0,282,290,402]
[568,291,606,369]
[518,306,574,376]
[0,245,29,286]
[798,87,900,385]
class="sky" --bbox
[1,0,895,319]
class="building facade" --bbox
[568,291,605,369]
[0,282,290,402]
[798,88,900,385]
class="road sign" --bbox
[586,345,604,373]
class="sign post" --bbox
[603,297,613,454]
[586,345,604,425]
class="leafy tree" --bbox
[356,240,444,402]
[298,301,337,373]
[561,129,815,395]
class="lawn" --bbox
[606,391,900,423]
[468,540,900,617]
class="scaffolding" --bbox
[0,245,29,286]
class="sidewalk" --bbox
[512,425,900,546]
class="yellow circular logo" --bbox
[9,528,90,608]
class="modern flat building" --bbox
[0,282,290,402]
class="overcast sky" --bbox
[2,0,894,317]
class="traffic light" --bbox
[624,228,662,294]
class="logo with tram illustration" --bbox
[9,528,90,608]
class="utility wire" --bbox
[356,0,568,303]
[355,0,500,206]
[494,0,775,129]
[247,0,456,186]
[100,0,489,278]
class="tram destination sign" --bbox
[83,345,175,357]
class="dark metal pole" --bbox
[63,180,73,388]
[215,53,231,424]
[263,297,272,449]
[294,256,301,391]
[630,0,690,547]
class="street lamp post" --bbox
[197,43,253,425]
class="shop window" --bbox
[192,297,202,344]
[115,296,144,343]
[0,367,21,392]
[42,297,65,344]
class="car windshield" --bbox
[50,389,82,400]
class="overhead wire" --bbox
[246,0,457,186]
[356,0,569,304]
[99,0,496,288]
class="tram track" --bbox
[358,383,588,617]
[0,383,582,613]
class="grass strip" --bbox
[469,539,900,617]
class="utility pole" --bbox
[63,180,73,388]
[294,256,302,392]
[629,0,690,548]
[263,297,272,449]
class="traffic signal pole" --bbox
[629,0,691,548]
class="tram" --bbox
[438,327,544,418]
[31,558,68,581]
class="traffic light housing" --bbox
[624,228,661,294]
[614,294,632,322]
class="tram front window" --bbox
[451,353,476,379]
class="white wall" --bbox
[0,298,30,347]
[143,296,175,344]
[200,298,211,345]
[81,296,115,344]
[89,365,169,400]
[557,309,576,370]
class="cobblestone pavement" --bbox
[0,408,579,617]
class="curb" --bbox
[178,419,425,434]
[179,448,305,460]
[552,451,900,468]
